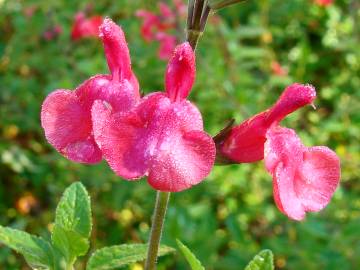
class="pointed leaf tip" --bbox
[165,42,195,102]
[176,239,205,270]
[52,181,92,264]
[245,249,274,270]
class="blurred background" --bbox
[0,0,359,269]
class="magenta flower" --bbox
[314,0,334,7]
[219,83,316,163]
[155,32,177,60]
[270,61,288,77]
[136,0,186,60]
[71,12,103,41]
[135,5,174,42]
[41,18,139,163]
[217,83,340,220]
[42,25,63,41]
[92,42,216,192]
[265,126,340,220]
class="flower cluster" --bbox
[42,18,139,163]
[136,0,186,60]
[41,18,340,220]
[42,18,215,192]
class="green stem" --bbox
[144,191,170,270]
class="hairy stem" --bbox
[144,191,170,270]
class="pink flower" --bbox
[41,18,139,163]
[71,12,103,41]
[135,10,163,42]
[314,0,334,6]
[219,84,316,163]
[173,0,187,17]
[24,5,37,18]
[271,61,288,76]
[158,2,176,19]
[136,0,185,60]
[42,25,63,41]
[92,42,216,192]
[217,83,340,220]
[155,33,177,60]
[135,2,175,43]
[265,126,340,220]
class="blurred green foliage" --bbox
[0,0,359,269]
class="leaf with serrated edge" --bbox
[87,244,175,270]
[176,239,204,270]
[54,182,91,237]
[52,225,89,261]
[0,225,55,270]
[245,249,274,270]
[52,182,92,264]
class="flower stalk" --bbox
[186,0,211,49]
[144,191,171,270]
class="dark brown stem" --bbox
[186,0,211,50]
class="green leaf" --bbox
[52,182,92,264]
[245,249,274,270]
[0,225,54,270]
[86,244,175,270]
[54,182,92,237]
[176,239,205,270]
[52,225,90,263]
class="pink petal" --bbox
[71,12,85,40]
[266,83,316,124]
[265,126,340,220]
[41,75,138,164]
[64,137,102,164]
[75,75,139,112]
[41,90,101,163]
[148,130,215,192]
[297,146,340,212]
[92,93,214,191]
[135,10,160,42]
[158,2,174,18]
[272,163,305,220]
[315,0,333,6]
[219,83,317,163]
[144,95,212,191]
[264,127,304,220]
[165,42,195,102]
[173,0,187,17]
[71,13,102,41]
[99,18,136,85]
[156,33,177,60]
[220,112,269,163]
[92,100,148,179]
[264,127,303,172]
[271,61,287,76]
